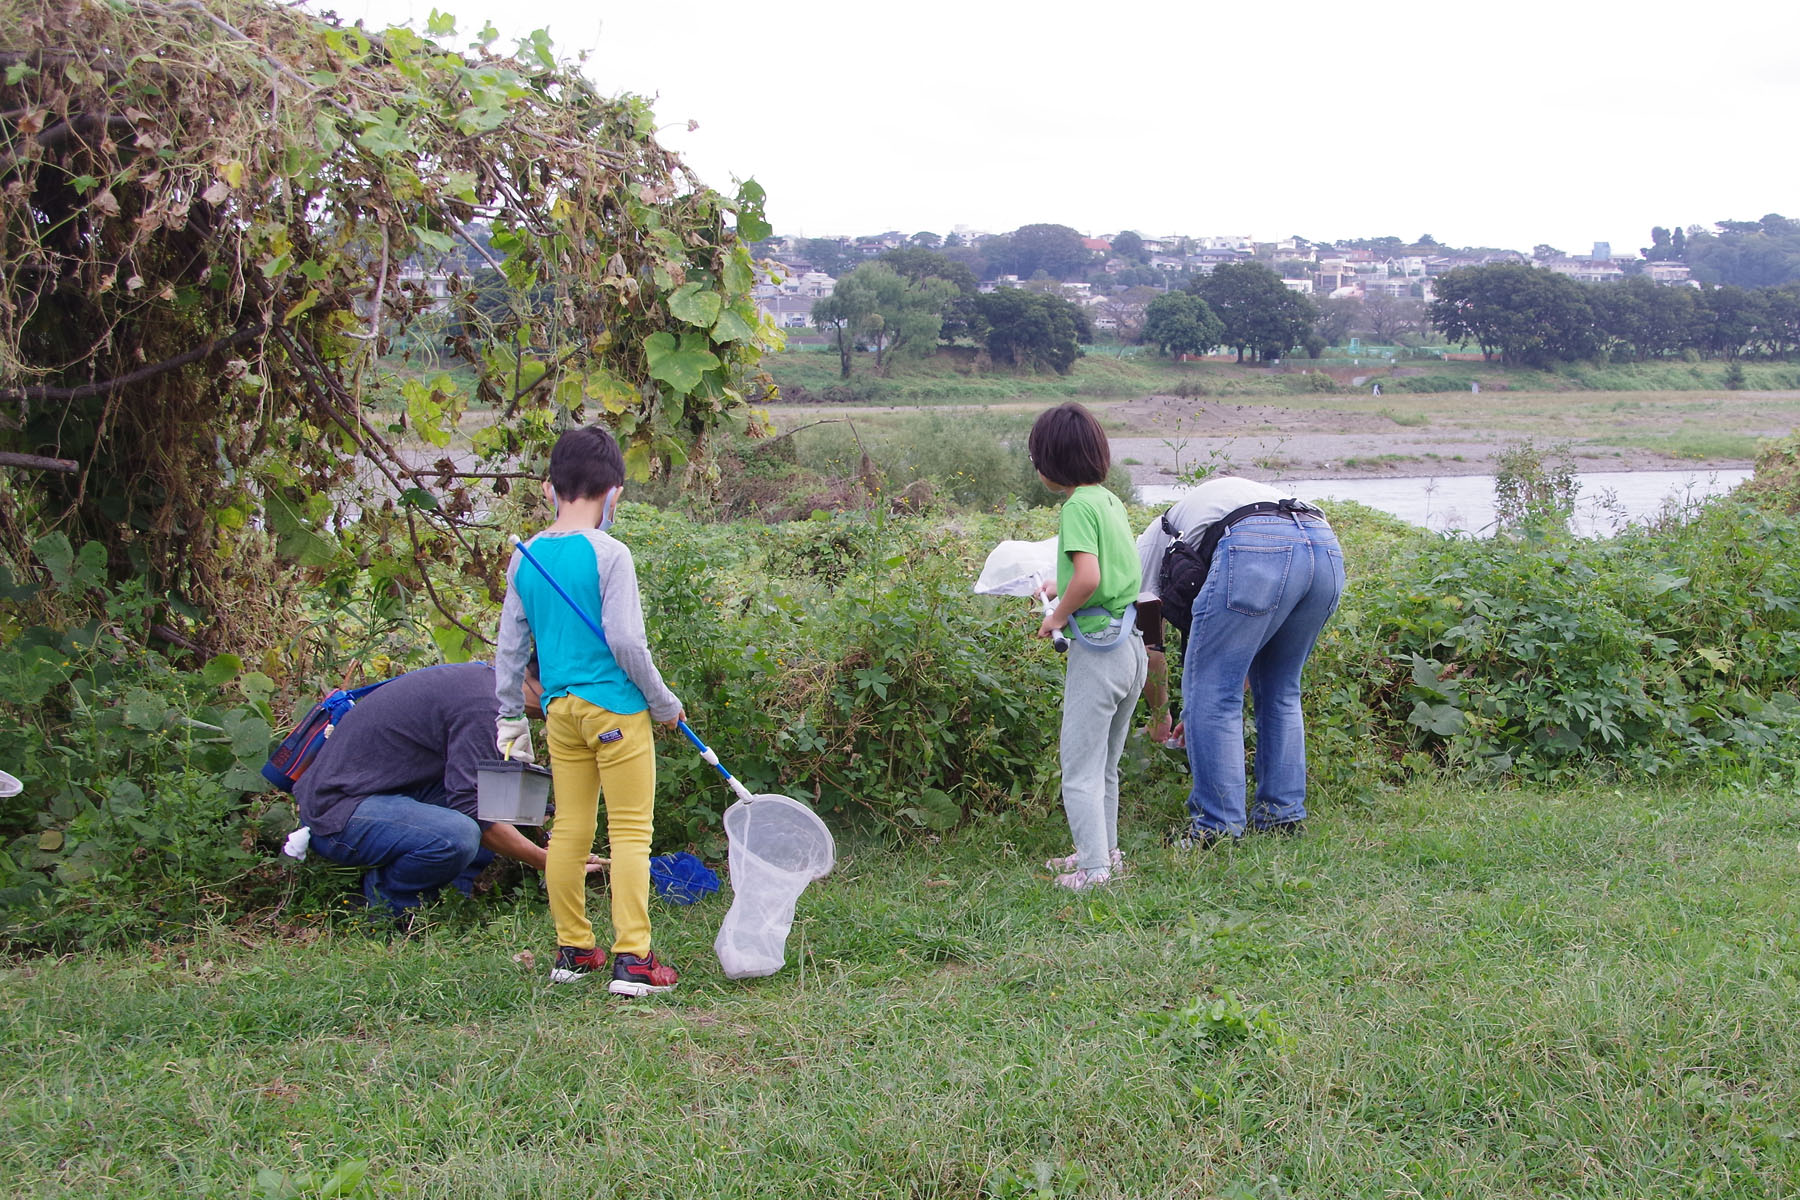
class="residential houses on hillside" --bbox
[751,227,1699,331]
[1545,257,1627,284]
[752,264,838,329]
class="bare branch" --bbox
[274,327,482,565]
[149,622,212,658]
[370,230,392,333]
[405,503,491,648]
[453,222,505,273]
[0,324,265,402]
[31,114,135,152]
[0,451,80,474]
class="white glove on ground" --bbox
[495,716,534,763]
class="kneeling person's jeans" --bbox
[309,794,491,913]
[1181,514,1344,836]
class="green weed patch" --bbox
[8,456,1800,948]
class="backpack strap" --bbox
[332,660,484,726]
[1158,500,1326,641]
[1194,498,1327,562]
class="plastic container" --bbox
[714,793,835,980]
[475,760,552,825]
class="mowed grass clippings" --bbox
[5,780,1799,1199]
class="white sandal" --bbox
[1052,866,1113,891]
[1044,848,1126,874]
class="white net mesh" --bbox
[714,793,835,980]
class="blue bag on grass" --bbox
[650,851,720,904]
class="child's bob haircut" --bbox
[1027,402,1111,488]
[548,425,626,501]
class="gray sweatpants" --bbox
[1059,632,1149,872]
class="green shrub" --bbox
[1279,371,1340,393]
[1310,495,1800,780]
[1493,441,1578,534]
[0,536,295,946]
[1387,373,1478,393]
[12,462,1800,947]
[627,507,1168,847]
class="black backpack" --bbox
[1156,499,1322,639]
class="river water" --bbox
[1137,468,1753,537]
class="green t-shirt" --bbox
[1056,485,1140,635]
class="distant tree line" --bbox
[769,214,1800,296]
[1429,264,1800,366]
[1638,214,1797,289]
[787,214,1800,377]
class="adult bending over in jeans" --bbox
[295,661,600,914]
[1135,477,1345,845]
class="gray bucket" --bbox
[475,760,551,825]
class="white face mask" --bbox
[542,483,620,529]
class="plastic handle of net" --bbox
[1039,594,1069,653]
[679,720,754,803]
[507,534,607,645]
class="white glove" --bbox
[282,826,311,861]
[495,716,535,763]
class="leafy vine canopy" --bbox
[0,0,776,650]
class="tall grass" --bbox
[789,410,1134,509]
[766,349,1361,407]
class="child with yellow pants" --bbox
[495,425,684,995]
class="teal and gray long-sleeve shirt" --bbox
[494,528,681,722]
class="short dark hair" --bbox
[548,425,625,501]
[1027,402,1110,488]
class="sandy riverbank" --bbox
[1102,391,1798,486]
[762,387,1800,487]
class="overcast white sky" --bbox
[323,0,1797,254]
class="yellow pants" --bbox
[544,697,655,955]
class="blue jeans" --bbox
[1181,514,1344,836]
[308,794,493,913]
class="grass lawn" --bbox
[6,779,1799,1198]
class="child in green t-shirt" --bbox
[1027,403,1149,890]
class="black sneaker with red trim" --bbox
[549,945,606,985]
[609,951,678,997]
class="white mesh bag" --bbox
[714,793,836,980]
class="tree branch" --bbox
[0,451,79,474]
[512,345,583,406]
[275,326,482,566]
[30,114,136,153]
[0,323,265,402]
[453,222,505,273]
[404,502,491,649]
[149,622,212,658]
